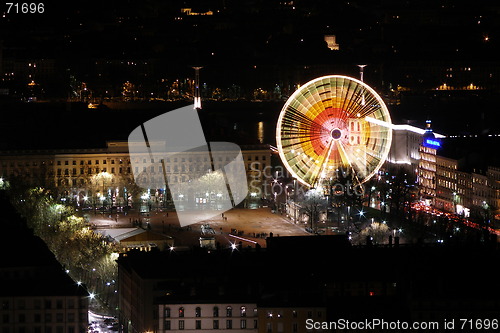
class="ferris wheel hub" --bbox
[330,128,342,140]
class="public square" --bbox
[87,207,309,248]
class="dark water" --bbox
[0,94,497,151]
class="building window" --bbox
[266,322,272,333]
[195,307,201,317]
[195,320,201,329]
[293,323,298,332]
[178,320,184,330]
[213,306,219,317]
[179,307,184,317]
[226,306,232,317]
[164,320,171,330]
[240,306,246,317]
[226,320,232,329]
[165,307,171,318]
[254,319,258,329]
[240,319,247,329]
[213,320,219,329]
[292,310,297,318]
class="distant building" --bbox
[158,302,258,332]
[0,142,272,207]
[417,121,441,203]
[257,306,326,333]
[324,35,340,51]
[387,122,445,172]
[118,235,500,333]
[96,228,173,252]
[435,157,500,218]
[117,246,328,333]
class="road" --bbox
[88,310,118,333]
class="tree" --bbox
[358,222,390,245]
[326,166,365,231]
[301,188,328,232]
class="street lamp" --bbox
[93,172,113,208]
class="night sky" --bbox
[1,0,500,152]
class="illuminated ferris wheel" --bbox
[276,75,392,188]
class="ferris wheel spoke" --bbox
[337,140,363,185]
[284,105,331,131]
[312,138,336,185]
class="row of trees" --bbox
[7,184,119,308]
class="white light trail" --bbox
[365,116,446,138]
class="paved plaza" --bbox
[87,207,309,248]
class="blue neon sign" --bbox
[424,138,441,148]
